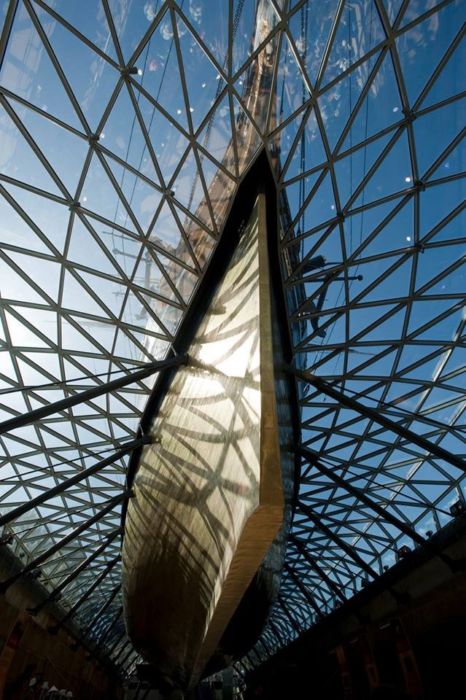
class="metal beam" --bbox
[85,605,124,660]
[291,534,347,603]
[295,370,465,472]
[284,563,322,617]
[80,583,121,641]
[71,582,121,650]
[0,493,126,593]
[0,355,188,435]
[96,605,123,647]
[27,527,122,615]
[258,634,274,658]
[249,646,264,666]
[0,438,149,528]
[269,620,285,647]
[296,501,379,580]
[121,649,137,675]
[290,535,373,624]
[0,0,18,71]
[133,681,143,700]
[298,446,460,571]
[295,504,411,606]
[113,641,130,665]
[277,596,302,635]
[115,641,133,667]
[49,554,121,634]
[107,629,126,658]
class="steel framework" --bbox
[0,0,464,681]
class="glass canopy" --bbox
[0,0,464,680]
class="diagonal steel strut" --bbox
[0,438,149,528]
[295,369,465,472]
[0,355,188,436]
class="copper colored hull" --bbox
[122,190,294,689]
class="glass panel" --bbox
[0,0,464,671]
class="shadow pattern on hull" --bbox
[123,156,298,690]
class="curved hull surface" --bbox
[123,190,293,689]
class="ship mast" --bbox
[145,1,281,355]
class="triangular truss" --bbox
[0,0,464,681]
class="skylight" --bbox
[0,0,464,678]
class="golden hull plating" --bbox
[122,193,287,689]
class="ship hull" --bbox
[122,161,297,690]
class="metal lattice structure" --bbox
[0,0,464,680]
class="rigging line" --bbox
[279,41,287,122]
[185,80,223,214]
[127,13,177,172]
[197,0,245,146]
[233,0,246,37]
